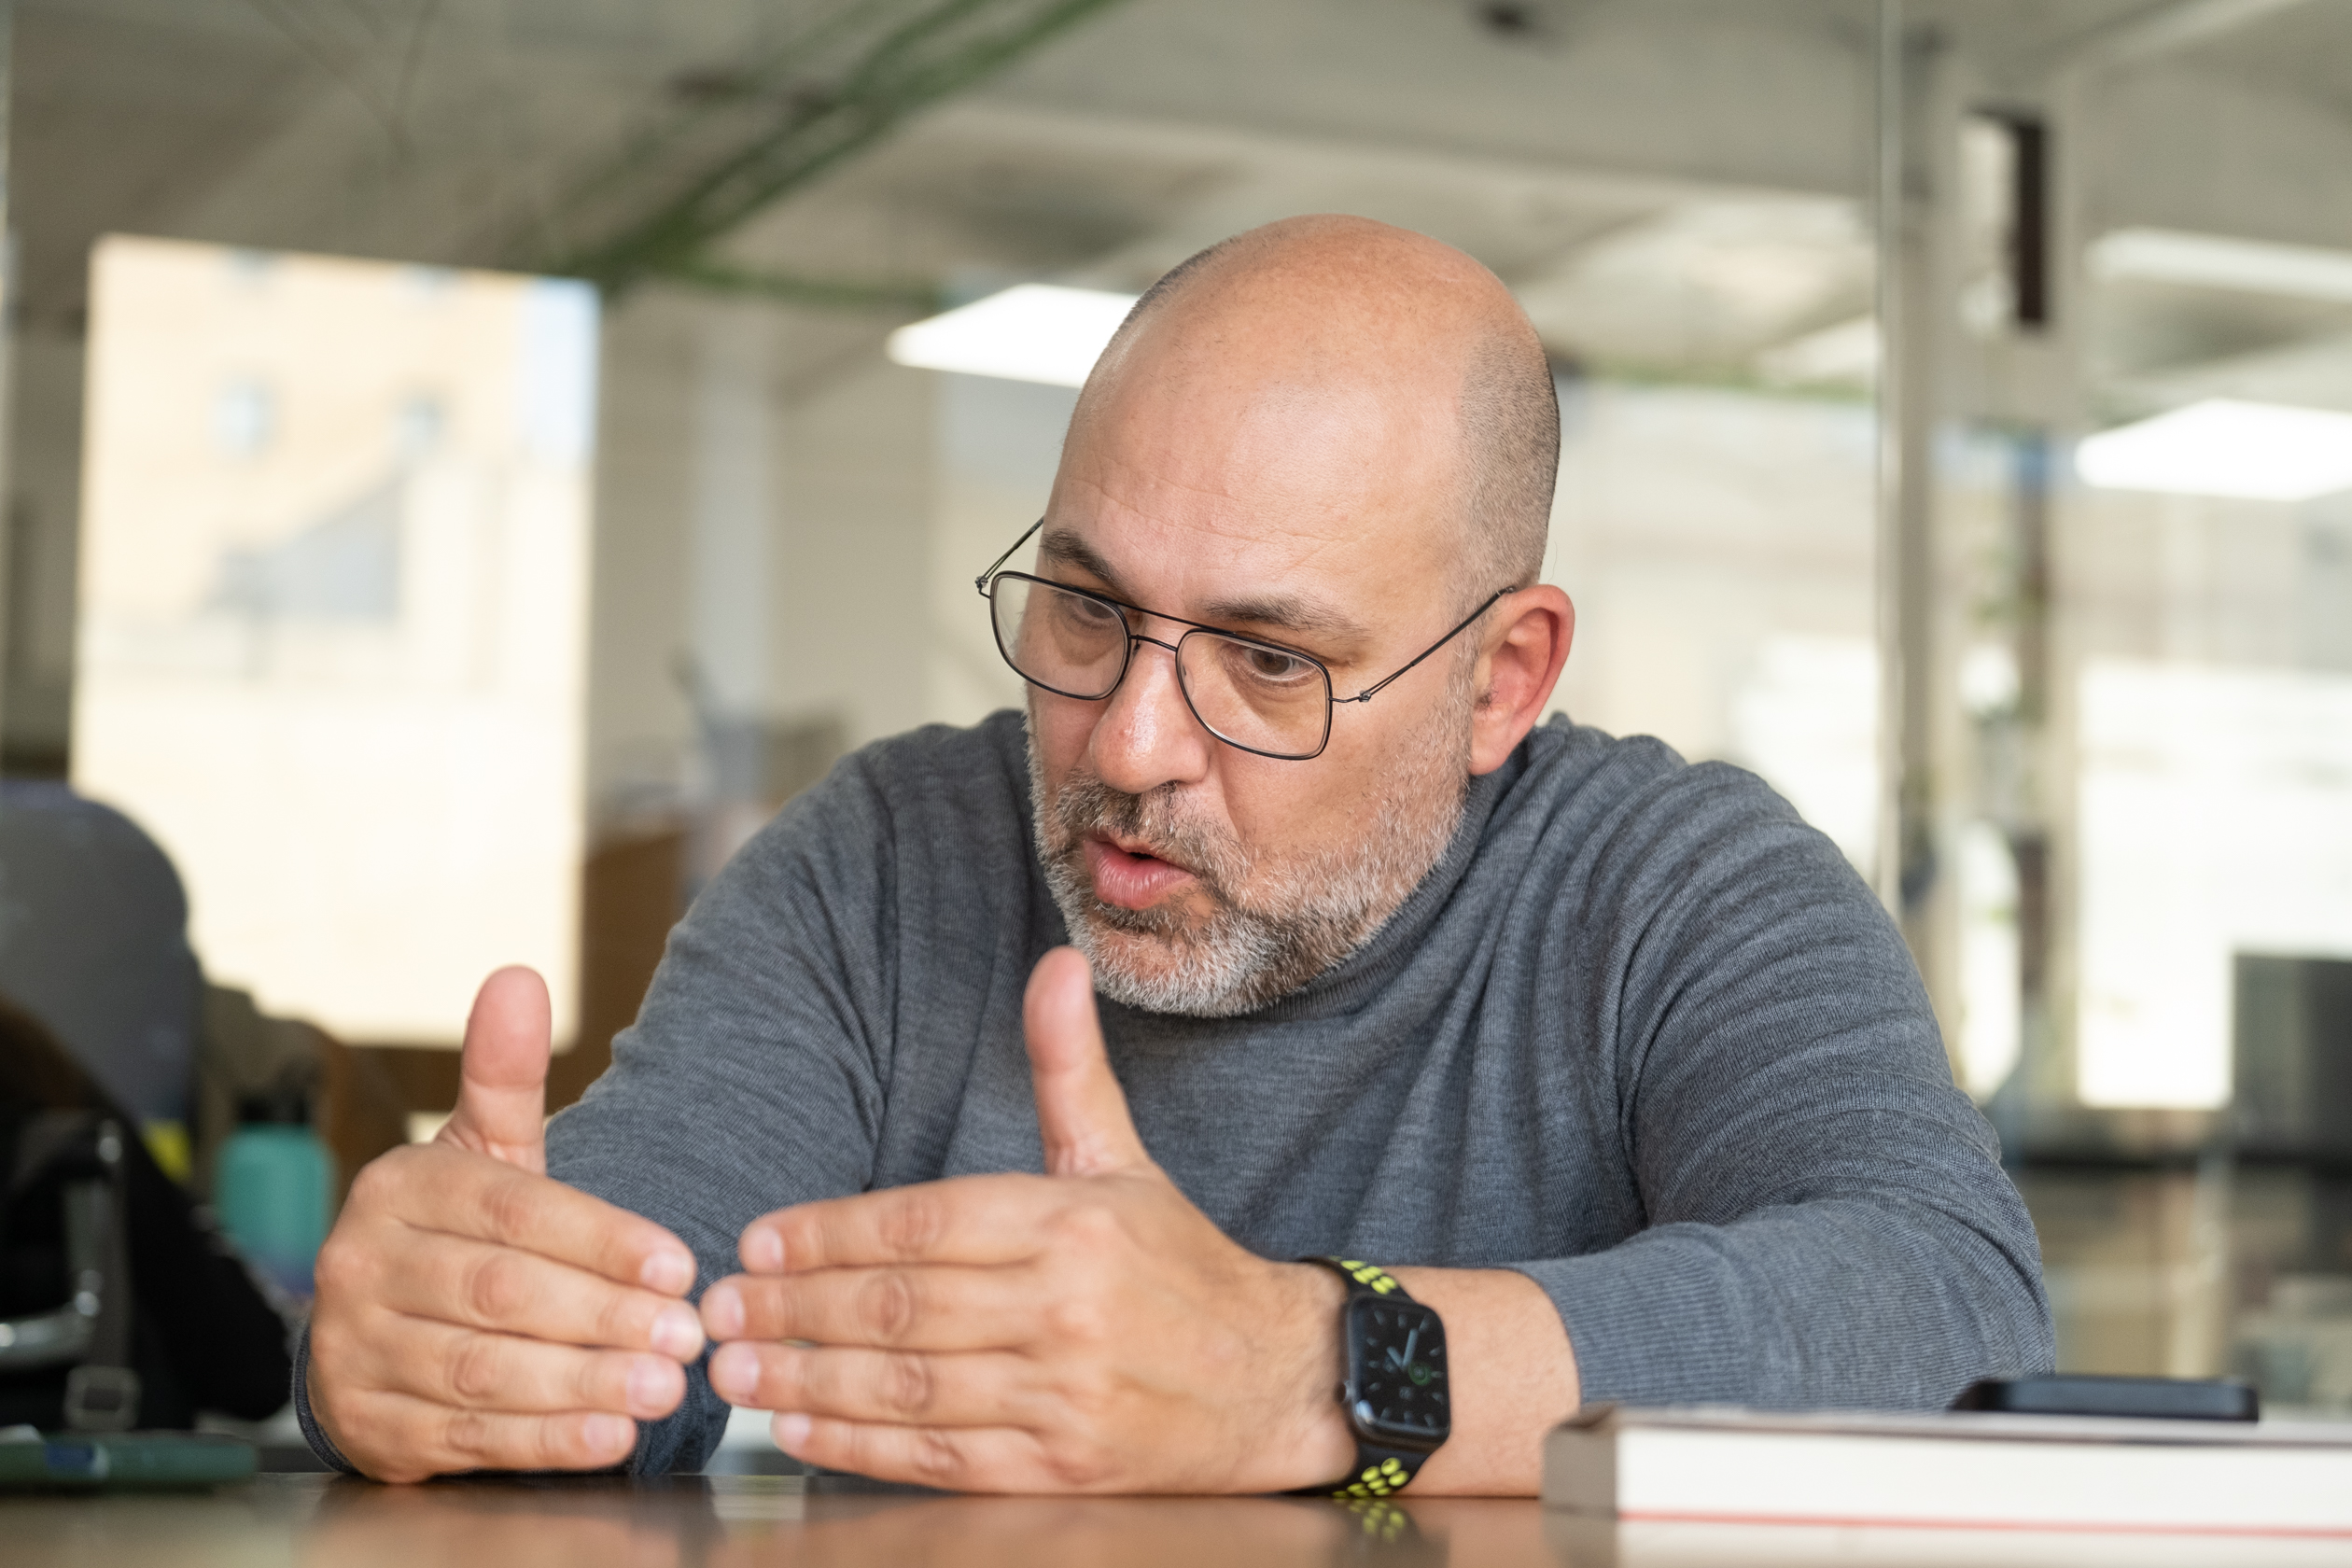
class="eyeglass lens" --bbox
[988,576,1334,759]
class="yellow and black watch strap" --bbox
[1320,1444,1430,1500]
[1315,1256,1408,1297]
[1295,1256,1438,1500]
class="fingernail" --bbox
[773,1411,811,1453]
[651,1303,705,1359]
[641,1248,693,1295]
[708,1343,757,1405]
[742,1227,784,1272]
[585,1413,635,1455]
[626,1356,674,1414]
[700,1283,744,1341]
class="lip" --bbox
[1083,833,1200,911]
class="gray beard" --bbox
[1025,689,1471,1018]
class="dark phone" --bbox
[0,1431,257,1490]
[1953,1374,2259,1422]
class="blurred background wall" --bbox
[0,0,2348,1408]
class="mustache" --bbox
[1047,774,1250,903]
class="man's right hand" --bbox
[308,966,706,1482]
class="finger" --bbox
[707,1341,1034,1430]
[350,1392,641,1483]
[375,1227,705,1358]
[741,1173,1062,1275]
[700,1264,1042,1352]
[441,965,553,1172]
[1024,946,1152,1177]
[361,1142,696,1295]
[770,1413,1071,1492]
[354,1314,690,1420]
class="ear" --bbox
[1469,585,1574,776]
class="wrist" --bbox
[294,1328,361,1477]
[1251,1259,1355,1492]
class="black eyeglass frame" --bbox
[974,518,1512,762]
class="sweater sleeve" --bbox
[1510,762,2054,1409]
[539,751,907,1475]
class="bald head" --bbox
[1071,216,1559,603]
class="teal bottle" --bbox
[214,1094,332,1296]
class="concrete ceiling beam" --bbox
[2048,0,2317,73]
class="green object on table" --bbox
[0,1431,256,1490]
[214,1120,332,1295]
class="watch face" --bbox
[1345,1297,1449,1449]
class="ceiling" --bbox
[13,0,2352,391]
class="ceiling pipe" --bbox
[518,0,1128,298]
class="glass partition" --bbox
[73,237,596,1046]
[1891,7,2352,1402]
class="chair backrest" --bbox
[0,781,202,1128]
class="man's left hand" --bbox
[697,945,1354,1492]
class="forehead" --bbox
[1043,367,1461,639]
[1036,523,1374,646]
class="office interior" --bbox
[1,0,2349,1445]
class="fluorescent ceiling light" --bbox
[2076,399,2352,501]
[2091,228,2352,304]
[887,284,1140,388]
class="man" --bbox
[302,216,2052,1493]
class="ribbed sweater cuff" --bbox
[290,1321,360,1475]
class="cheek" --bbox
[1030,692,1100,795]
[1288,708,1430,823]
[1218,752,1340,858]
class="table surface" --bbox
[11,1472,2352,1568]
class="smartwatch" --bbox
[1296,1257,1449,1499]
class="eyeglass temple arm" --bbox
[975,518,1047,596]
[1336,587,1514,706]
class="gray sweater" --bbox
[302,709,2053,1476]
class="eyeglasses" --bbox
[975,519,1510,762]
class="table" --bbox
[10,1473,2350,1567]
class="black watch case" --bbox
[1339,1292,1449,1450]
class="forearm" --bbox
[1522,1199,2051,1410]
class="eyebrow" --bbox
[1038,526,1374,648]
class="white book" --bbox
[1544,1405,2352,1539]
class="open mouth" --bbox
[1082,833,1202,911]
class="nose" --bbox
[1088,630,1214,796]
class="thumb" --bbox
[1025,947,1152,1178]
[440,965,553,1175]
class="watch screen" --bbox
[1349,1298,1449,1446]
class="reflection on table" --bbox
[5,1474,2345,1568]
